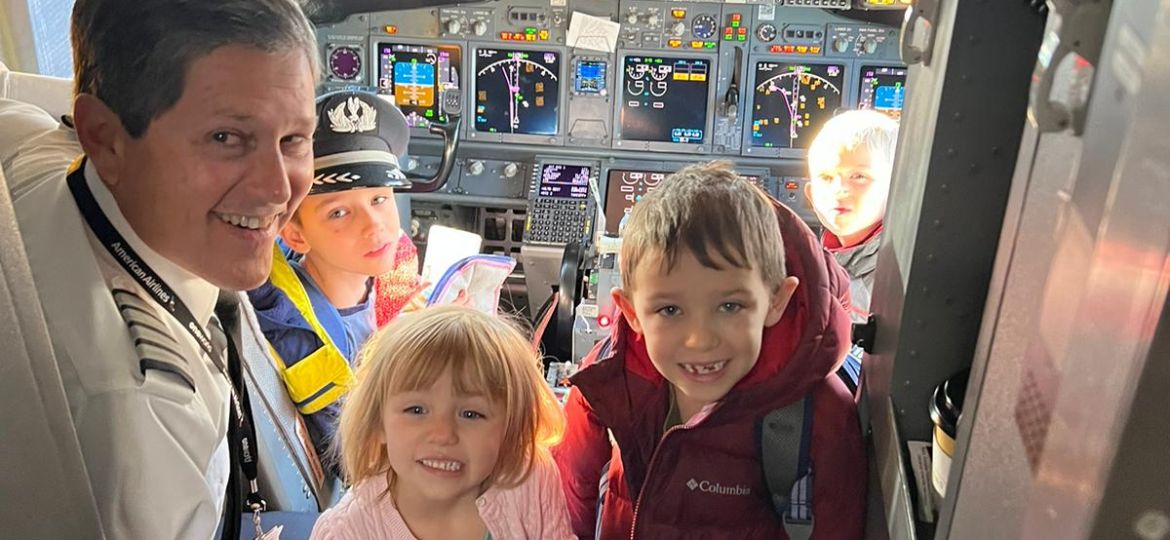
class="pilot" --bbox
[247,90,425,476]
[5,1,318,538]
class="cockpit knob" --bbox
[626,12,640,25]
[646,14,660,26]
[503,162,520,178]
[862,38,878,55]
[468,160,486,176]
[472,20,488,36]
[445,18,463,35]
[671,21,687,36]
[833,36,850,53]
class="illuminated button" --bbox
[691,40,704,48]
[810,46,822,54]
[526,27,536,34]
[732,20,740,28]
[668,39,682,48]
[738,27,747,35]
[539,29,549,40]
[723,32,733,40]
[383,25,398,34]
[526,34,536,41]
[500,32,509,39]
[737,34,746,41]
[704,41,716,49]
[770,45,782,53]
[732,13,742,21]
[672,9,686,18]
[785,181,799,190]
[784,45,796,53]
[797,46,808,53]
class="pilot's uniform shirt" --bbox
[10,134,231,540]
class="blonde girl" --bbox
[310,306,573,540]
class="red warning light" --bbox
[598,315,613,327]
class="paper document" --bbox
[567,12,620,53]
[420,225,482,294]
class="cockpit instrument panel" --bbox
[314,0,903,231]
[538,163,590,199]
[750,61,845,151]
[527,161,596,245]
[377,42,462,128]
[618,56,711,145]
[573,59,608,95]
[604,169,667,235]
[474,47,562,136]
[858,65,907,119]
[328,46,363,82]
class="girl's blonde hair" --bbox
[337,305,565,490]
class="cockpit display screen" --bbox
[604,169,668,235]
[858,65,907,119]
[377,43,461,128]
[474,48,561,135]
[620,56,710,144]
[539,164,591,199]
[751,61,845,149]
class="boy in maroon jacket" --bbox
[552,161,865,539]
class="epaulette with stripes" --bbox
[111,288,196,391]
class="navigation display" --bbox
[474,48,561,135]
[858,65,907,119]
[377,43,461,128]
[538,164,591,199]
[751,61,845,149]
[604,169,668,234]
[620,56,710,144]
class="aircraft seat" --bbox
[0,61,73,121]
[234,290,344,512]
[0,129,104,539]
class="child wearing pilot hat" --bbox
[248,90,425,475]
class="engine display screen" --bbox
[751,61,845,149]
[620,56,710,144]
[604,169,668,235]
[377,43,461,128]
[538,164,591,199]
[858,65,907,119]
[474,48,561,135]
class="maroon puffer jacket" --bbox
[552,197,865,539]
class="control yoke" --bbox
[401,90,463,193]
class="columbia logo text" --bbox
[686,478,752,496]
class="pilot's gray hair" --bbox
[71,0,320,137]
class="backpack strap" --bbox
[761,394,816,540]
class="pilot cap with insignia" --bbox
[311,90,412,194]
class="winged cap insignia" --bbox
[328,96,378,133]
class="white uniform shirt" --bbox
[7,114,232,539]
